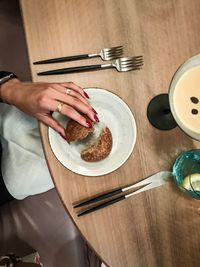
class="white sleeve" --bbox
[0,103,54,199]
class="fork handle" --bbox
[33,54,90,65]
[77,195,125,217]
[37,64,111,75]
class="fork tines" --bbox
[119,56,143,71]
[103,46,123,60]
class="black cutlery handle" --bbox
[74,189,122,208]
[78,195,125,217]
[33,54,90,64]
[37,64,105,75]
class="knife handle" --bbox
[77,195,125,217]
[74,188,122,208]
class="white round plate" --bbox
[48,88,137,176]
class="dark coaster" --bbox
[147,93,177,130]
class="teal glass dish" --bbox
[172,150,200,199]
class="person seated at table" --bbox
[0,72,100,267]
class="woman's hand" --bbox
[0,79,99,139]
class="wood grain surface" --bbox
[20,1,200,266]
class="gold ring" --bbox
[65,89,72,95]
[56,102,64,113]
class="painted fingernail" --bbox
[94,114,100,122]
[59,132,66,140]
[84,91,90,99]
[92,108,98,114]
[86,120,93,128]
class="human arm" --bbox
[0,75,98,139]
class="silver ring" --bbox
[56,102,64,113]
[65,89,72,95]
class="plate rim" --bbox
[48,87,137,177]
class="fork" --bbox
[37,56,143,75]
[33,46,123,64]
[73,171,171,216]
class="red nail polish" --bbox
[59,132,66,140]
[84,91,90,99]
[94,114,99,122]
[92,108,98,114]
[86,120,93,128]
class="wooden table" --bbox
[20,1,200,266]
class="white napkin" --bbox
[0,103,54,199]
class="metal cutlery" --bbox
[37,56,143,75]
[74,171,171,217]
[33,45,123,64]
